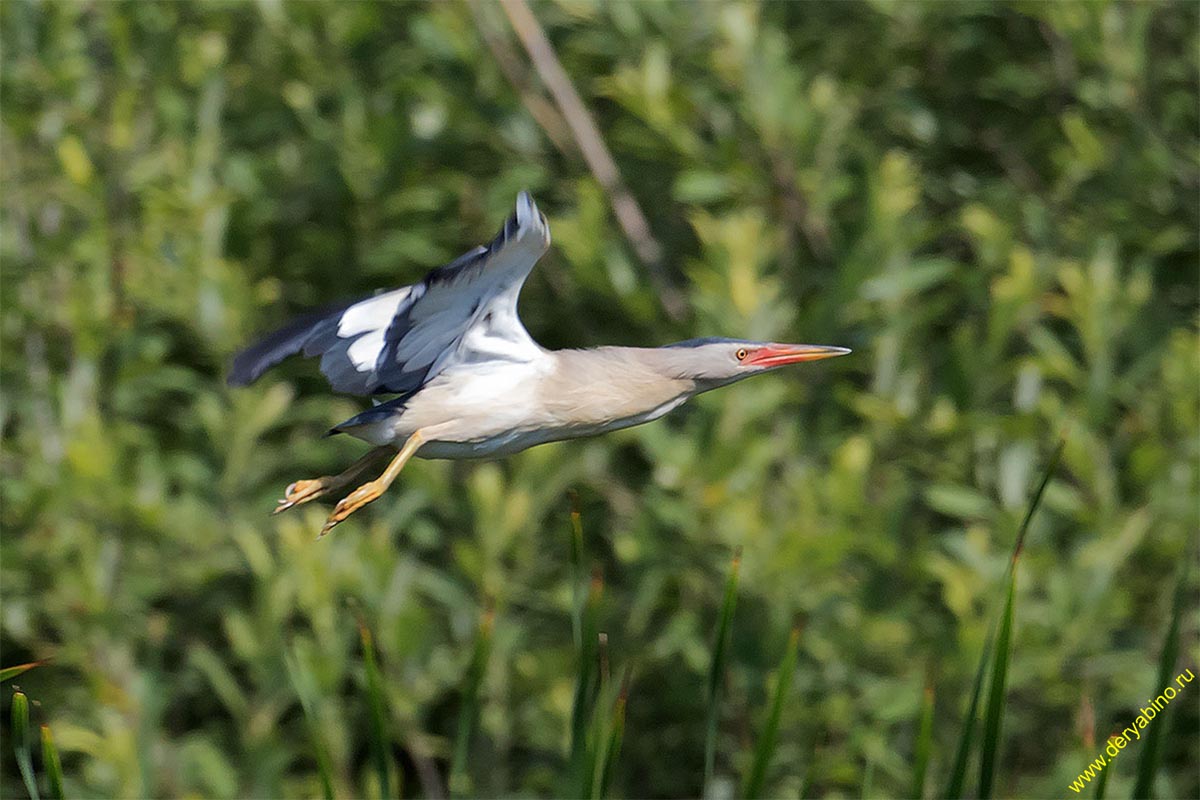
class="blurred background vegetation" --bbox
[2,1,1197,798]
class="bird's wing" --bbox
[228,191,550,396]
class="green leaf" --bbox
[860,258,956,302]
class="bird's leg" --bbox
[319,429,427,536]
[273,445,394,515]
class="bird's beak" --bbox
[745,343,852,367]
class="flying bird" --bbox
[229,192,849,534]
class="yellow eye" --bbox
[735,348,748,361]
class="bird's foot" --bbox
[319,481,383,536]
[273,478,331,515]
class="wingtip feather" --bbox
[512,190,549,249]
[516,190,535,224]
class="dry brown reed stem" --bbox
[498,0,688,320]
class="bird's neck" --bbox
[540,347,698,429]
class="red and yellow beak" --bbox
[743,343,851,368]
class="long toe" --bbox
[319,483,381,536]
[272,478,330,515]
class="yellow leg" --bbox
[319,430,427,536]
[273,445,394,515]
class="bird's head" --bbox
[661,337,851,390]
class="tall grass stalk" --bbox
[451,607,495,798]
[570,569,603,770]
[569,491,586,652]
[285,648,336,800]
[1131,562,1187,799]
[584,654,628,799]
[799,747,817,799]
[943,621,995,798]
[359,621,395,799]
[704,547,741,798]
[596,678,628,799]
[0,662,44,683]
[911,681,935,800]
[940,438,1065,800]
[743,625,801,799]
[977,569,1016,799]
[981,438,1064,799]
[1093,741,1112,800]
[40,725,64,800]
[861,758,875,799]
[12,689,39,800]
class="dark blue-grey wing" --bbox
[370,191,549,393]
[227,192,549,396]
[227,298,360,387]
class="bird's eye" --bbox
[735,348,749,361]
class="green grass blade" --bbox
[40,726,64,800]
[597,677,628,799]
[12,690,39,800]
[583,634,622,799]
[1009,438,1065,563]
[977,571,1016,799]
[1093,741,1112,800]
[1131,563,1187,799]
[943,614,996,798]
[570,570,603,770]
[861,757,875,799]
[1,662,45,684]
[359,621,394,800]
[743,625,801,800]
[799,754,816,800]
[945,438,1063,799]
[569,490,585,653]
[705,547,742,797]
[978,438,1064,799]
[451,607,495,799]
[911,680,935,800]
[284,648,335,800]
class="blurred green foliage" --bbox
[2,1,1197,797]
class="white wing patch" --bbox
[347,329,387,370]
[337,289,409,337]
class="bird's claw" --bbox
[319,482,382,537]
[272,478,329,515]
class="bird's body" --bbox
[343,346,697,457]
[229,192,848,533]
